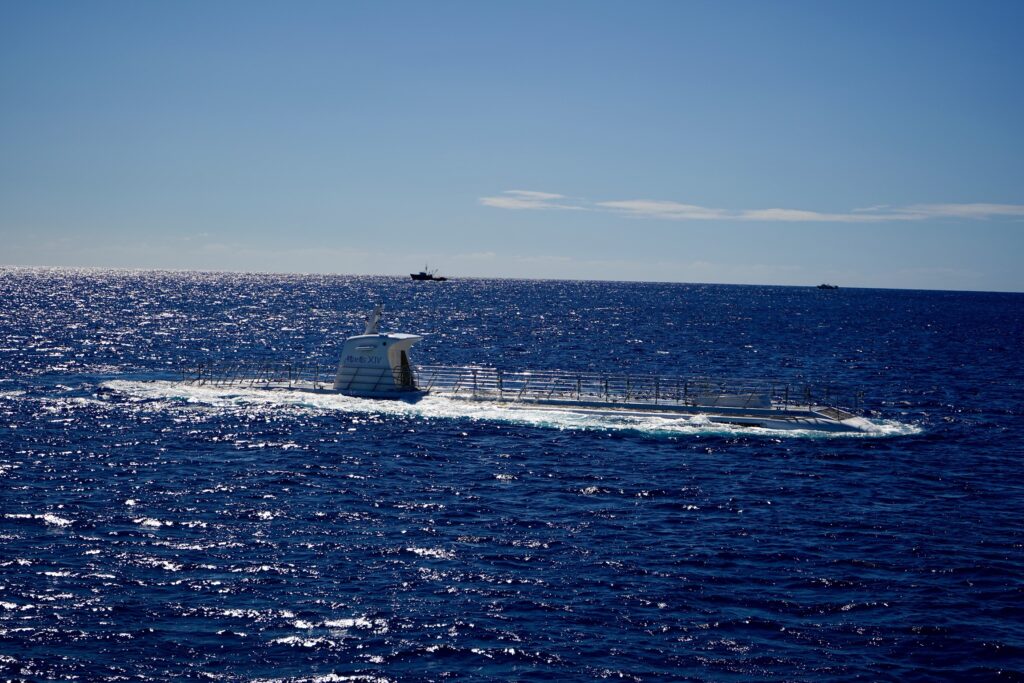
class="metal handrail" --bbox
[179,360,863,413]
[414,364,860,412]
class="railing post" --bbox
[517,376,530,401]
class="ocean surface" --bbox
[1,268,1022,682]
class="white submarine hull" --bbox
[202,377,872,434]
[182,305,875,434]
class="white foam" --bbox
[253,675,391,683]
[270,635,337,648]
[138,557,183,572]
[4,513,73,527]
[323,617,371,629]
[134,518,171,528]
[320,617,389,634]
[101,380,920,439]
[221,608,263,619]
[43,513,73,527]
[406,547,455,560]
[856,418,923,437]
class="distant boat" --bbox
[410,265,447,281]
[817,283,839,289]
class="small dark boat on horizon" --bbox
[410,265,447,281]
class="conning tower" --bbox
[333,305,422,396]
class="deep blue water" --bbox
[1,268,1023,682]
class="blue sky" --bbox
[2,1,1023,291]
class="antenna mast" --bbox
[363,304,383,335]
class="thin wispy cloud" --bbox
[479,191,1024,223]
[478,190,583,211]
[900,203,1024,219]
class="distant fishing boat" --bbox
[410,265,447,281]
[182,305,875,433]
[817,283,839,289]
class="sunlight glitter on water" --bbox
[5,271,1020,682]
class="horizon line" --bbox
[3,263,1022,295]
